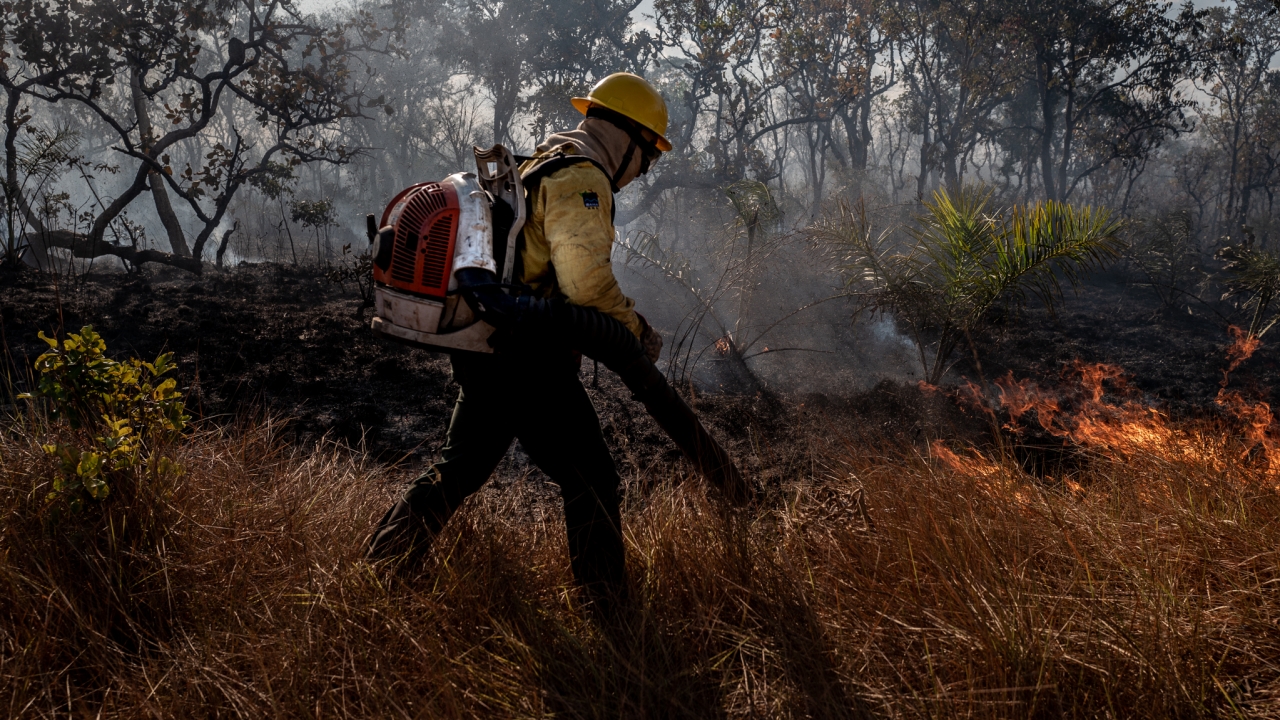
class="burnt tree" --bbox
[1,0,390,273]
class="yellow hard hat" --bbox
[572,72,672,152]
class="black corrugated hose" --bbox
[457,268,749,506]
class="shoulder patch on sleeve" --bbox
[579,191,600,209]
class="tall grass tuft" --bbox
[2,403,1279,716]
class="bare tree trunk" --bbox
[847,96,873,200]
[491,72,519,147]
[131,68,191,257]
[1038,61,1059,202]
[917,105,931,201]
[3,86,22,268]
[216,220,239,268]
[279,194,297,265]
[1227,97,1244,228]
[26,228,202,273]
[1057,88,1076,201]
[807,126,824,212]
[942,137,960,189]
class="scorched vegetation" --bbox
[1,330,1278,717]
[6,0,1280,714]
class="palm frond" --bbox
[1216,240,1280,337]
[725,179,781,227]
[810,185,1123,383]
[991,199,1124,319]
[618,230,699,291]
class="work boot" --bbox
[363,498,433,562]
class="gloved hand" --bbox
[637,313,663,363]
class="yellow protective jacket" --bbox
[519,160,643,338]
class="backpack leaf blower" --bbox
[367,145,750,505]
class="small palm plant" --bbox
[1216,230,1280,339]
[815,186,1123,384]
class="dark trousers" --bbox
[368,352,627,606]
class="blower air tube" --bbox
[457,268,749,506]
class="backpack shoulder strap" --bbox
[520,152,617,223]
[521,153,610,190]
[512,152,617,285]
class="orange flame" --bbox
[989,362,1193,460]
[995,374,1060,432]
[1212,327,1279,469]
[931,440,1002,478]
[1222,325,1260,388]
[930,439,1034,504]
[929,328,1280,491]
[1214,389,1278,474]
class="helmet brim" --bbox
[573,97,673,152]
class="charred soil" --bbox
[5,264,1280,717]
[965,268,1280,413]
[1,264,1272,487]
[0,265,966,498]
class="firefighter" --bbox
[365,72,670,617]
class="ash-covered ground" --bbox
[2,263,1273,489]
[971,268,1279,415]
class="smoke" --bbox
[11,0,1280,463]
[614,184,923,396]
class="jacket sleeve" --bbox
[538,164,643,337]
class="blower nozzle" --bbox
[613,355,749,505]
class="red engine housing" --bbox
[374,181,460,298]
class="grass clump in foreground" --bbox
[2,347,1279,717]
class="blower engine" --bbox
[367,145,524,353]
[365,145,752,506]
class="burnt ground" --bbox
[0,264,967,494]
[971,267,1280,415]
[1,262,1275,492]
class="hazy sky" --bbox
[295,0,1227,37]
[295,0,661,30]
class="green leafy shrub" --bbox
[1126,210,1205,315]
[21,326,189,512]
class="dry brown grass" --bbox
[2,406,1279,718]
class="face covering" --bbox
[533,110,661,192]
[586,106,660,191]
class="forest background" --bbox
[8,0,1280,392]
[8,1,1280,716]
[0,0,1261,246]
